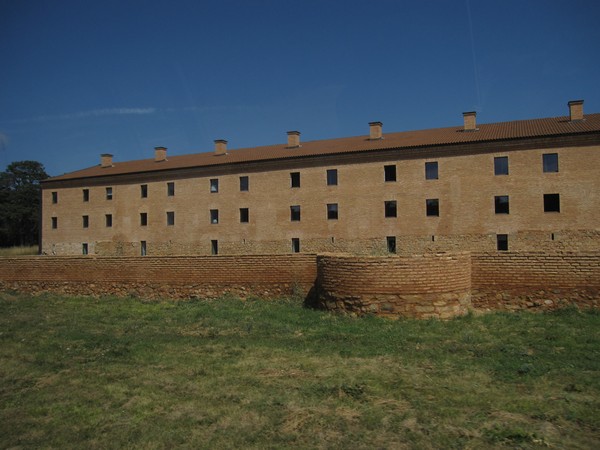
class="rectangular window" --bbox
[83,189,89,202]
[386,236,396,254]
[291,238,300,253]
[384,201,397,218]
[290,172,300,188]
[544,193,560,212]
[290,205,301,221]
[426,199,439,216]
[210,179,219,193]
[82,243,88,255]
[105,214,112,227]
[240,208,249,223]
[327,169,338,186]
[543,153,559,173]
[140,184,148,198]
[51,192,58,203]
[141,241,147,256]
[384,165,397,182]
[425,161,438,180]
[166,211,175,226]
[211,240,218,255]
[494,156,509,175]
[327,203,338,220]
[51,217,57,229]
[106,187,113,200]
[140,212,148,226]
[167,182,175,196]
[497,234,508,251]
[240,176,249,191]
[82,215,89,228]
[494,195,509,214]
[210,209,219,224]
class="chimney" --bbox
[287,131,301,148]
[463,111,477,131]
[369,121,383,140]
[154,146,167,162]
[100,153,113,168]
[214,139,227,156]
[568,100,584,121]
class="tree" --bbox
[0,161,49,247]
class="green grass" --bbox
[1,292,599,449]
[0,245,38,256]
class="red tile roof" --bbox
[47,112,600,182]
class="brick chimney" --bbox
[214,139,227,156]
[568,100,584,121]
[154,146,167,162]
[463,111,477,131]
[100,153,113,168]
[287,131,301,148]
[369,122,383,140]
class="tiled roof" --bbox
[47,112,600,182]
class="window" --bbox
[211,240,218,255]
[426,199,439,216]
[291,238,300,253]
[51,217,57,229]
[327,203,338,220]
[494,156,509,175]
[386,236,396,254]
[544,193,560,212]
[543,153,559,173]
[240,176,249,191]
[290,205,301,221]
[494,195,509,214]
[425,162,438,180]
[240,208,249,223]
[141,241,147,256]
[106,187,113,200]
[140,184,148,198]
[167,211,175,226]
[140,212,147,226]
[82,243,88,255]
[167,182,175,196]
[51,192,58,203]
[210,179,219,193]
[82,215,89,228]
[384,165,397,182]
[497,234,508,251]
[210,209,219,224]
[105,214,112,227]
[327,169,338,186]
[290,172,300,188]
[83,189,89,202]
[384,201,397,218]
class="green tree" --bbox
[0,161,49,247]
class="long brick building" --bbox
[41,100,600,256]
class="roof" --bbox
[46,112,600,182]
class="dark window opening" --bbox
[425,161,438,180]
[210,209,219,224]
[327,203,338,220]
[543,153,559,173]
[167,211,175,226]
[290,172,300,188]
[82,243,88,255]
[141,241,147,256]
[141,184,148,198]
[82,215,89,228]
[494,156,509,175]
[105,214,112,227]
[167,182,175,196]
[544,193,560,212]
[240,176,249,191]
[291,238,300,253]
[384,165,397,182]
[210,179,219,193]
[211,240,218,255]
[426,199,439,216]
[240,208,249,223]
[52,192,58,203]
[51,217,57,229]
[386,236,396,253]
[327,169,338,186]
[83,189,89,202]
[495,195,509,214]
[290,205,301,221]
[140,212,147,226]
[106,187,113,200]
[497,234,508,251]
[384,200,397,218]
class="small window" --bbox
[140,184,148,198]
[105,214,112,227]
[327,203,338,220]
[290,172,300,188]
[141,241,147,256]
[240,176,249,192]
[543,153,559,173]
[494,195,509,214]
[51,217,57,229]
[211,240,218,255]
[106,187,113,200]
[51,191,58,203]
[384,165,397,182]
[166,211,175,226]
[82,243,88,255]
[544,193,560,212]
[425,162,438,180]
[290,205,301,221]
[327,169,338,186]
[167,182,175,196]
[291,238,300,253]
[386,236,396,254]
[426,199,439,216]
[494,156,509,175]
[210,179,219,193]
[140,212,148,226]
[240,208,249,223]
[210,209,219,224]
[384,201,397,218]
[82,215,89,228]
[83,189,89,202]
[497,234,508,251]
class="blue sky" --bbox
[1,0,599,177]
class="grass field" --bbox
[0,245,38,256]
[0,292,598,449]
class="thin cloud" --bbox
[0,132,8,151]
[9,107,157,124]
